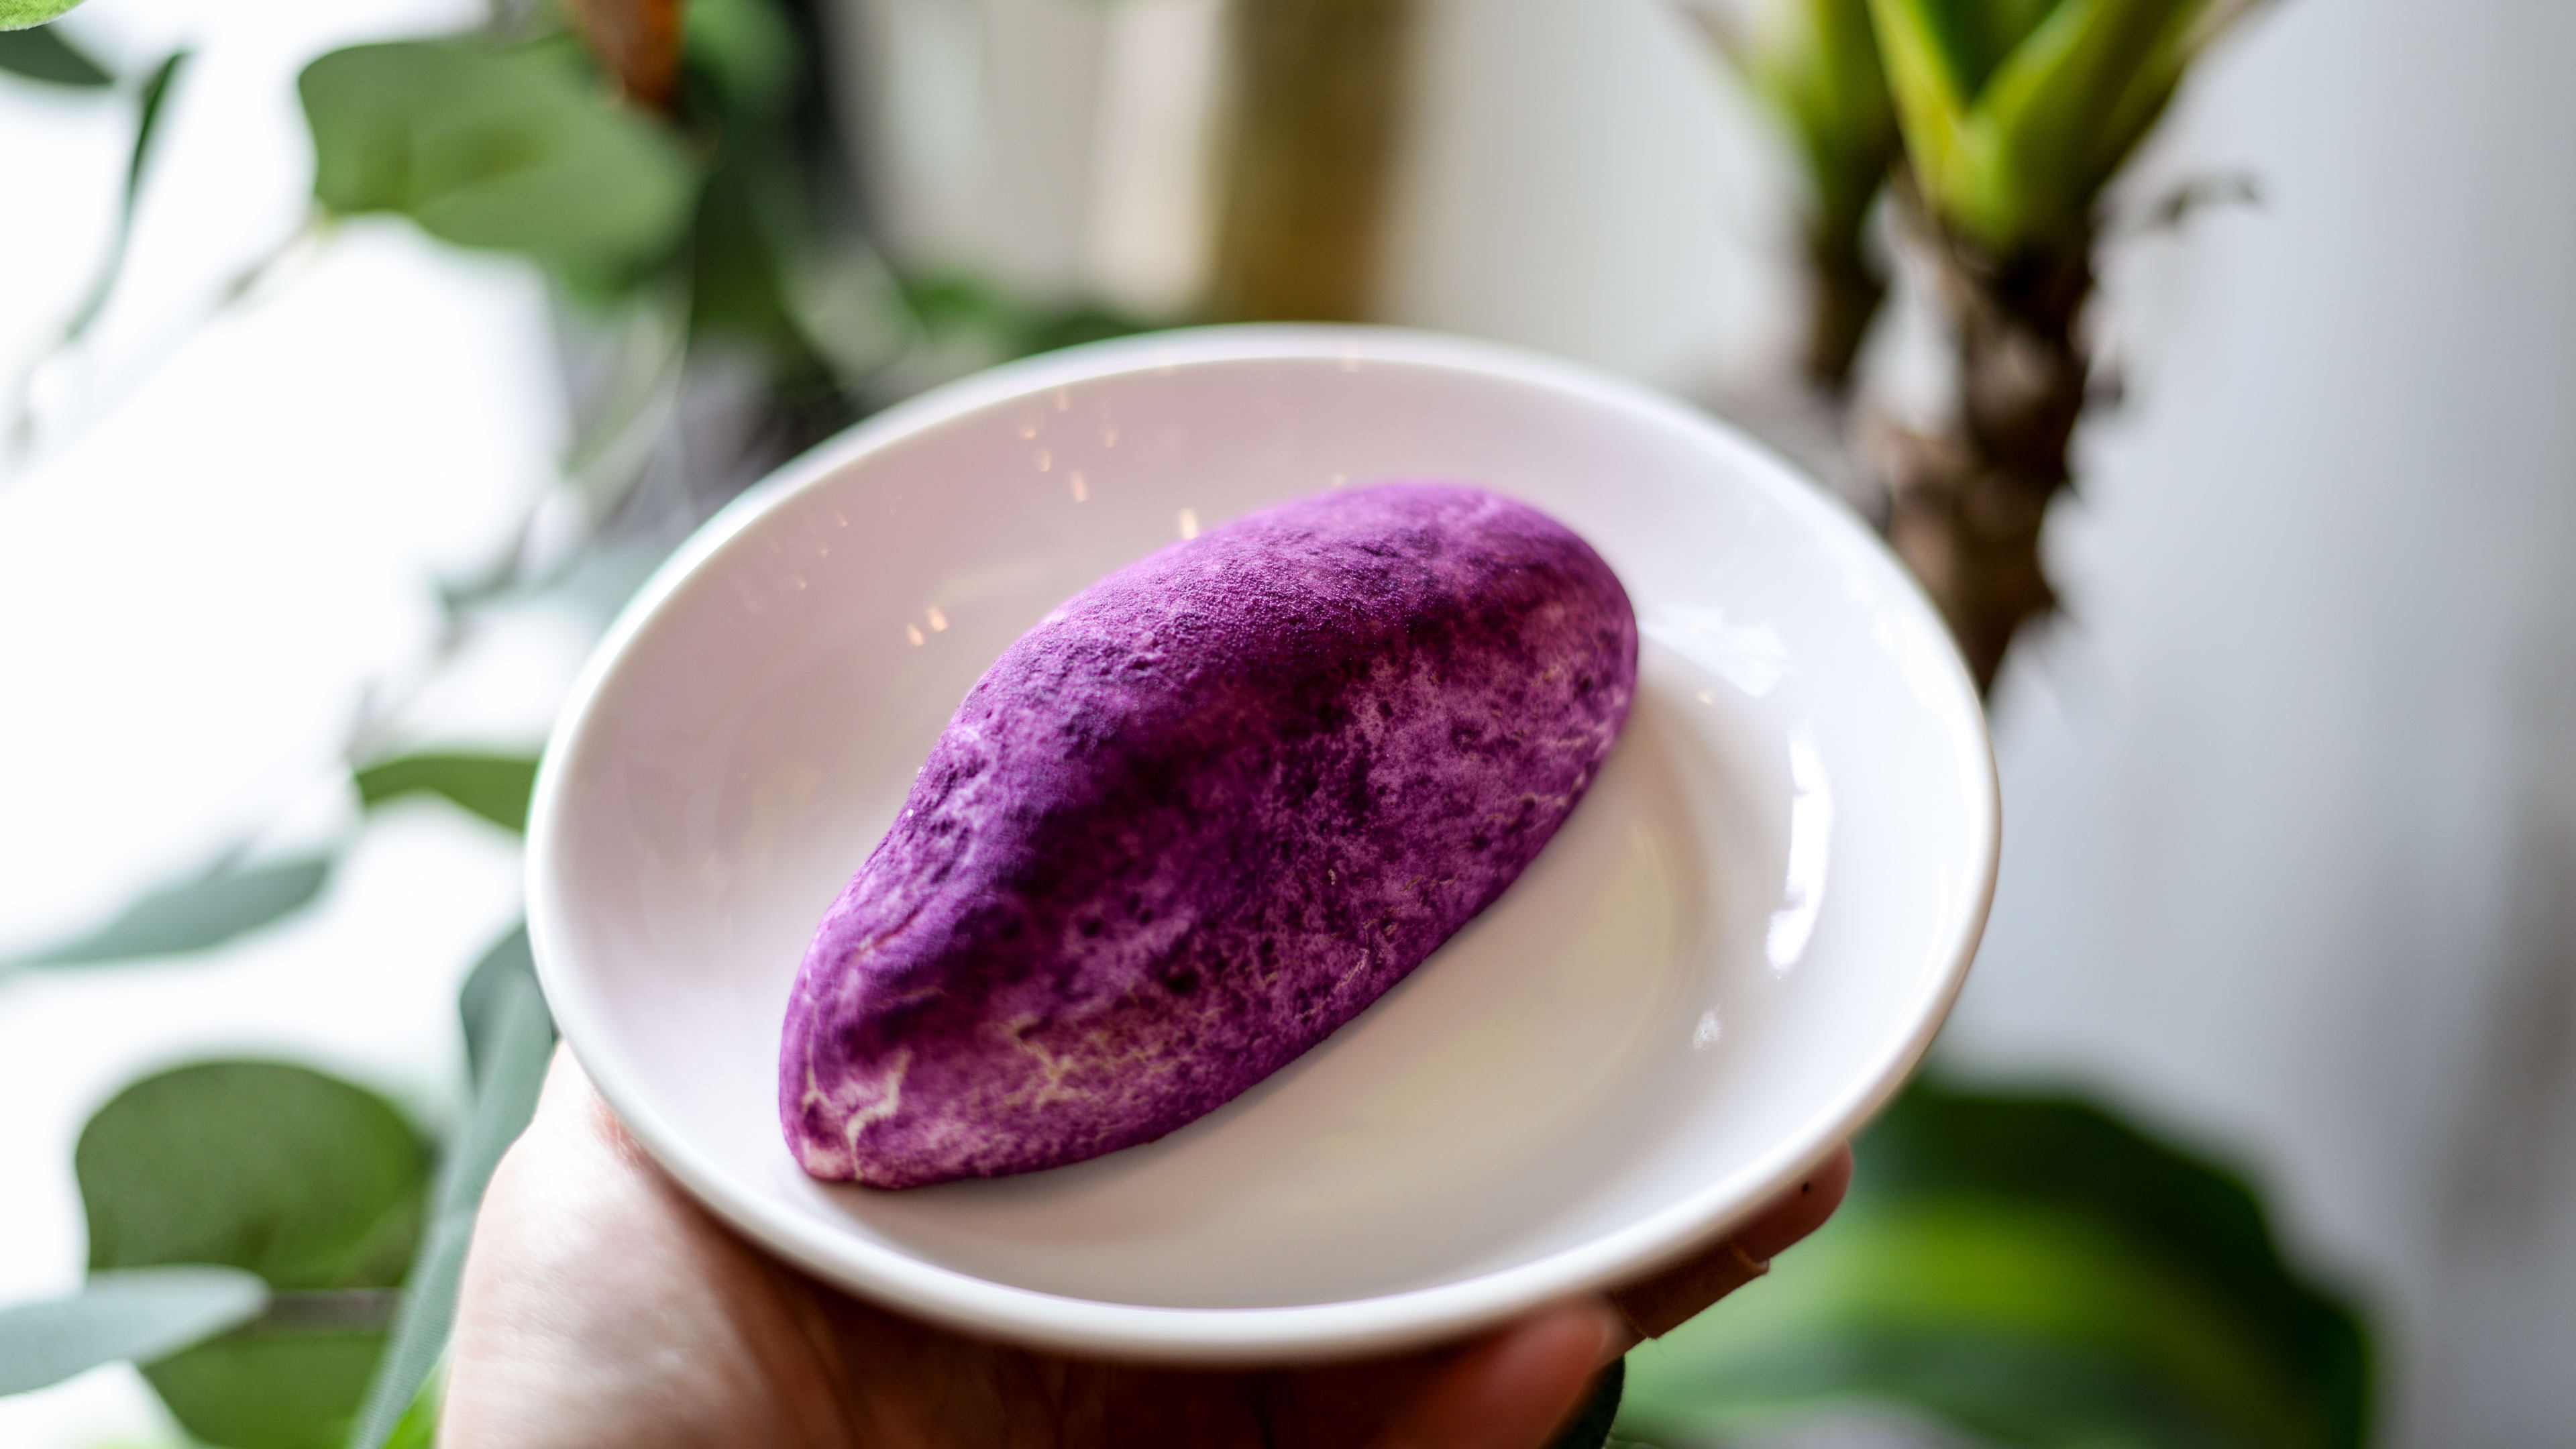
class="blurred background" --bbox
[1,0,2571,1445]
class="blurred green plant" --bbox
[1618,1085,2369,1448]
[1868,0,2270,690]
[301,40,699,288]
[0,0,85,33]
[1686,0,1900,392]
[0,1,1155,1442]
[1650,5,2368,1446]
[1688,0,2269,685]
[0,23,105,83]
[1870,0,2254,255]
[0,747,551,1449]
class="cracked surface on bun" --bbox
[782,482,1638,1187]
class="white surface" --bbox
[529,325,1996,1361]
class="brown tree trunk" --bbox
[1201,0,1420,322]
[1803,221,1886,397]
[1882,195,2094,695]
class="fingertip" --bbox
[1738,1144,1853,1261]
[1371,1302,1623,1449]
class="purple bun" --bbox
[781,482,1638,1187]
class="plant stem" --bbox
[1201,0,1419,322]
[1803,213,1886,397]
[1882,190,2093,695]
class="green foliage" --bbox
[1746,0,1901,245]
[377,1378,440,1449]
[146,1333,400,1449]
[1866,0,2245,252]
[0,22,107,83]
[344,926,555,1449]
[352,751,540,833]
[3,851,333,969]
[8,43,193,374]
[0,0,83,32]
[0,1267,268,1395]
[79,1061,428,1290]
[300,40,700,285]
[902,273,1155,364]
[1619,1082,2369,1449]
[79,1062,432,1449]
[685,0,798,117]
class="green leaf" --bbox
[0,1267,268,1396]
[54,48,186,351]
[1954,0,2201,247]
[1748,0,1899,238]
[900,273,1155,363]
[1619,1083,2370,1449]
[1866,0,1976,215]
[1849,1084,2370,1436]
[80,1062,429,1291]
[353,751,539,833]
[378,1375,439,1449]
[1868,0,2240,251]
[0,0,85,32]
[4,851,332,969]
[300,40,700,282]
[343,927,554,1449]
[457,924,540,1086]
[1904,0,2062,98]
[146,1328,398,1449]
[0,23,109,84]
[685,0,798,116]
[1627,1202,2326,1447]
[79,1061,431,1449]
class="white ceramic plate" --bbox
[528,325,1996,1364]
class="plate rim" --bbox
[526,322,2000,1364]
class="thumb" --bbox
[1364,1301,1623,1449]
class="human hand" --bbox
[443,1048,1849,1449]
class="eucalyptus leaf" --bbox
[80,1061,429,1292]
[456,924,541,1087]
[80,1061,431,1449]
[0,0,85,32]
[344,928,553,1449]
[146,1332,398,1449]
[353,751,539,834]
[4,851,331,969]
[379,1376,439,1449]
[0,1267,268,1397]
[300,40,699,282]
[53,48,186,347]
[0,23,109,84]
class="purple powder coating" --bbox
[780,481,1638,1187]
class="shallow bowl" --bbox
[528,325,1996,1363]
